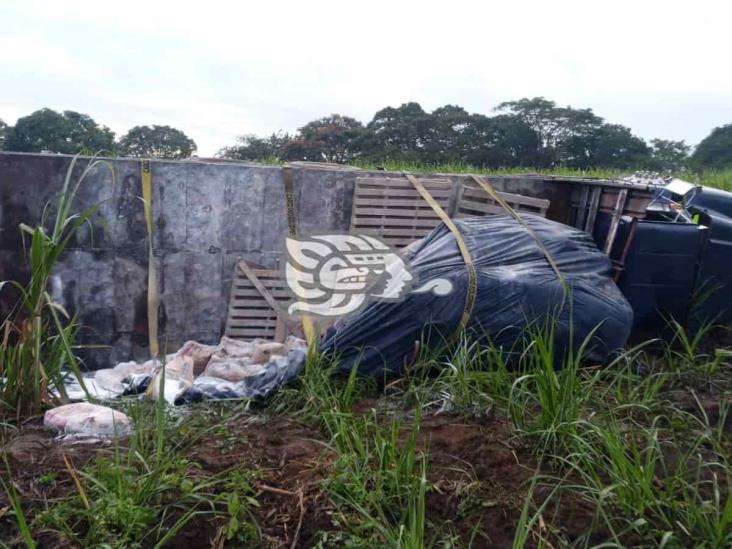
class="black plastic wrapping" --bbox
[175,349,307,404]
[321,214,633,376]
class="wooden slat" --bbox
[225,259,299,342]
[353,217,443,228]
[574,185,590,230]
[355,186,452,197]
[584,187,602,233]
[457,183,550,219]
[227,318,278,328]
[356,176,452,188]
[226,327,276,337]
[459,203,512,216]
[350,175,453,248]
[604,188,628,255]
[460,187,550,209]
[354,227,441,237]
[354,196,450,207]
[354,207,442,216]
[230,290,291,300]
[228,308,281,318]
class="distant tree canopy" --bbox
[3,108,115,154]
[692,124,732,169]
[219,97,704,171]
[3,101,730,171]
[118,125,196,160]
[285,114,365,163]
[219,133,291,162]
[650,139,691,172]
[0,118,7,150]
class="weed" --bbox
[508,322,599,454]
[322,409,428,547]
[0,153,114,417]
[1,452,36,548]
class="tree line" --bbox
[1,99,731,170]
[219,98,731,171]
[0,108,196,159]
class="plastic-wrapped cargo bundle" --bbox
[321,214,633,376]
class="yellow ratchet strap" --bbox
[404,173,477,336]
[141,160,159,359]
[282,165,315,344]
[469,174,568,293]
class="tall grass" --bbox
[506,322,604,455]
[0,153,114,418]
[36,397,260,547]
[509,318,732,548]
[323,409,428,547]
[274,345,429,546]
[351,160,732,191]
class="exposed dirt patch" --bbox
[184,415,334,548]
[419,415,534,547]
[0,409,580,548]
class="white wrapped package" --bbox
[146,355,195,405]
[44,402,132,436]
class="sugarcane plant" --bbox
[0,153,114,418]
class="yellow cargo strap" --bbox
[141,160,159,359]
[469,174,568,293]
[404,173,477,335]
[282,165,315,344]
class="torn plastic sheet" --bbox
[59,347,307,404]
[175,349,307,404]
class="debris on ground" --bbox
[146,354,195,404]
[175,340,218,375]
[43,402,132,436]
[62,335,309,405]
[92,359,159,396]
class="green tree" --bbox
[565,123,650,169]
[460,114,540,167]
[650,139,690,171]
[361,102,434,163]
[0,118,7,150]
[218,133,290,161]
[420,105,470,163]
[495,97,604,166]
[284,114,364,163]
[3,108,114,154]
[118,125,196,159]
[691,124,732,169]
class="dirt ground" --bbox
[5,392,727,548]
[0,409,545,548]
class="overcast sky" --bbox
[2,0,731,156]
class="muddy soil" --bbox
[0,409,557,548]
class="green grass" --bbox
[321,410,428,548]
[230,154,732,191]
[352,159,732,190]
[28,398,261,548]
[0,153,114,418]
[1,318,730,547]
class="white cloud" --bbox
[2,0,731,154]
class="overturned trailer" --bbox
[0,152,729,372]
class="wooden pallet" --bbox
[350,176,454,248]
[456,181,550,218]
[572,184,654,235]
[225,259,302,341]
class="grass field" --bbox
[0,324,730,548]
[352,161,732,191]
[0,159,730,547]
